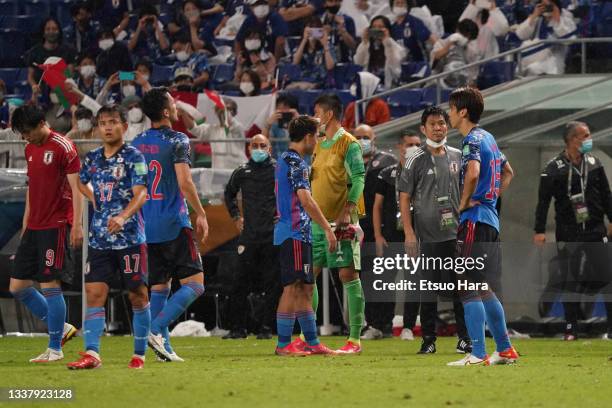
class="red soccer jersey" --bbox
[25,131,81,230]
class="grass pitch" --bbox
[0,336,610,408]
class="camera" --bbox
[368,28,384,41]
[278,112,293,129]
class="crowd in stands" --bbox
[0,0,610,167]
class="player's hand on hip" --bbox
[107,215,125,234]
[533,233,546,246]
[325,228,338,253]
[70,225,84,248]
[196,214,209,245]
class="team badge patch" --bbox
[450,162,459,173]
[462,145,470,156]
[43,151,54,164]
[237,245,245,255]
[134,162,147,176]
[112,164,125,179]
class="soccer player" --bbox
[446,87,518,366]
[133,87,208,362]
[291,94,366,354]
[274,115,337,356]
[9,105,82,363]
[67,104,150,370]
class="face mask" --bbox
[176,84,193,92]
[80,65,96,78]
[176,50,189,62]
[128,107,143,123]
[392,7,407,17]
[50,92,59,104]
[426,137,447,148]
[77,119,93,132]
[359,138,372,155]
[325,5,341,14]
[99,38,114,51]
[349,83,358,97]
[253,5,269,19]
[579,139,593,154]
[245,39,261,51]
[122,84,136,97]
[185,10,200,19]
[404,146,419,159]
[142,74,150,82]
[251,149,269,163]
[45,32,60,43]
[240,81,255,95]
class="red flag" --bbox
[38,57,80,109]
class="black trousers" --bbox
[226,242,281,332]
[420,240,468,340]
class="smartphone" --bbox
[119,71,135,81]
[368,28,384,41]
[278,112,293,129]
[310,27,323,39]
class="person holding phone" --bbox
[289,17,336,90]
[354,15,406,89]
[127,4,170,62]
[263,93,301,158]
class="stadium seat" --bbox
[23,0,51,16]
[422,86,451,107]
[333,63,362,89]
[50,0,74,28]
[285,89,322,115]
[386,89,424,118]
[400,62,431,83]
[2,15,45,34]
[336,89,356,109]
[0,68,20,93]
[0,30,26,67]
[151,64,175,86]
[477,61,516,89]
[211,63,235,88]
[0,0,19,15]
[277,64,302,85]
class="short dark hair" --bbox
[135,57,153,73]
[314,93,342,120]
[456,19,479,41]
[138,4,159,18]
[96,104,127,124]
[182,0,203,11]
[77,52,96,66]
[563,121,588,143]
[11,105,46,134]
[399,128,419,143]
[240,69,261,95]
[142,87,171,122]
[421,106,450,126]
[71,2,92,17]
[276,93,299,110]
[76,106,94,120]
[449,87,484,124]
[288,115,318,142]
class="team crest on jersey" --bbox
[112,164,125,179]
[304,264,311,277]
[43,151,54,165]
[450,162,459,173]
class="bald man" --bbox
[223,134,281,339]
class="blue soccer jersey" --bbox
[132,127,193,244]
[80,144,148,250]
[460,127,507,231]
[274,150,311,245]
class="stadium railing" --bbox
[353,37,612,126]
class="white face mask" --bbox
[245,39,261,51]
[77,119,93,132]
[80,65,96,78]
[50,92,59,104]
[404,145,419,159]
[349,83,358,97]
[240,81,255,95]
[253,5,269,19]
[122,84,136,97]
[426,137,447,148]
[142,74,150,82]
[98,38,114,51]
[128,107,143,123]
[176,50,189,62]
[392,6,407,17]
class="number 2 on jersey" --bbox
[146,160,164,200]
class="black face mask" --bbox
[45,33,60,43]
[326,5,340,14]
[176,85,193,92]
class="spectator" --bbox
[74,54,105,100]
[172,67,197,93]
[66,106,98,156]
[223,134,280,339]
[96,69,151,105]
[0,80,9,129]
[262,93,300,157]
[239,69,262,96]
[390,0,437,62]
[95,28,133,79]
[460,1,510,60]
[289,17,336,90]
[236,0,289,61]
[135,59,153,85]
[342,71,390,131]
[179,97,247,169]
[92,0,131,40]
[25,18,78,98]
[64,2,100,55]
[234,29,277,90]
[420,0,469,33]
[431,19,480,88]
[321,0,357,63]
[121,95,151,142]
[171,35,211,90]
[127,4,170,62]
[44,93,72,134]
[279,0,324,36]
[515,0,577,75]
[338,0,370,35]
[0,97,26,168]
[354,16,406,89]
[214,0,248,39]
[168,0,221,56]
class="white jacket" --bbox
[188,118,247,170]
[354,37,406,89]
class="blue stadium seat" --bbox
[386,89,424,118]
[0,68,20,93]
[333,63,362,89]
[0,30,26,67]
[211,64,235,88]
[400,62,431,83]
[23,0,51,16]
[477,61,516,89]
[151,64,175,86]
[277,64,302,85]
[422,86,451,107]
[286,36,303,55]
[221,90,241,97]
[285,89,322,115]
[50,0,74,28]
[3,15,45,34]
[0,0,19,15]
[336,89,356,109]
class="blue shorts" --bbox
[86,244,148,290]
[278,239,314,287]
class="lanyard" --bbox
[394,164,403,206]
[429,147,453,200]
[567,154,589,198]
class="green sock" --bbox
[300,283,319,342]
[344,279,365,344]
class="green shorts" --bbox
[312,224,361,270]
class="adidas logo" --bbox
[427,169,434,175]
[336,255,344,262]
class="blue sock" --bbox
[84,307,105,354]
[12,287,48,322]
[296,310,320,346]
[132,303,151,357]
[151,282,204,335]
[150,289,173,353]
[276,312,295,348]
[41,288,65,351]
[482,293,512,352]
[463,300,487,359]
